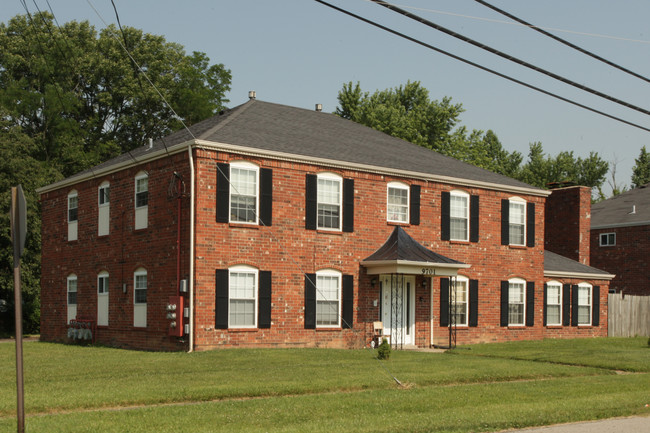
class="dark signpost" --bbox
[11,185,27,433]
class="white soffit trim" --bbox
[38,138,550,197]
[544,270,616,281]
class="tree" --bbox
[0,12,232,178]
[0,13,232,333]
[631,146,650,188]
[335,81,522,177]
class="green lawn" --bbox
[0,338,648,432]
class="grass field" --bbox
[0,337,648,432]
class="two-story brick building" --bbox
[38,97,614,351]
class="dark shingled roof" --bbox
[82,99,543,191]
[591,183,650,228]
[544,250,612,277]
[364,226,466,265]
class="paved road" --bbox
[502,416,649,433]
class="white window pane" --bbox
[450,195,468,218]
[387,187,408,223]
[316,301,338,326]
[318,179,340,204]
[578,306,590,324]
[230,299,255,326]
[578,287,590,304]
[230,272,256,299]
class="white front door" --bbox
[380,274,415,346]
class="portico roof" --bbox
[362,226,470,276]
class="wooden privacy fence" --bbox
[608,293,650,337]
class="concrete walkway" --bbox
[501,416,649,433]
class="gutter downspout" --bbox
[188,144,196,352]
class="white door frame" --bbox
[380,274,415,346]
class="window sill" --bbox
[229,223,259,229]
[387,221,410,227]
[448,239,470,245]
[316,229,343,236]
[315,327,342,331]
[545,325,563,329]
[228,327,259,332]
[507,325,526,329]
[508,244,527,250]
[133,227,149,233]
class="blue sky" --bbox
[3,1,650,193]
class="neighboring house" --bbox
[38,96,613,351]
[590,184,650,296]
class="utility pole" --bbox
[11,185,27,433]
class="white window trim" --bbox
[508,277,526,326]
[67,274,77,324]
[599,232,616,247]
[509,197,526,246]
[452,275,469,327]
[135,172,149,209]
[228,265,259,329]
[98,181,110,207]
[546,280,562,326]
[577,282,592,326]
[229,161,260,225]
[317,172,342,231]
[315,269,342,328]
[68,190,79,223]
[386,182,409,224]
[450,190,470,242]
[133,268,147,328]
[98,271,109,295]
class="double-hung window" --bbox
[509,199,526,246]
[134,172,148,230]
[577,283,592,325]
[230,162,258,224]
[98,182,110,236]
[67,274,77,324]
[316,270,341,327]
[133,268,147,327]
[450,191,469,241]
[68,191,78,241]
[228,266,258,328]
[317,173,342,230]
[451,276,468,326]
[508,279,525,326]
[387,182,409,223]
[546,282,562,326]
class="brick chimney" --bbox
[545,185,591,265]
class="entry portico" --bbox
[362,226,470,348]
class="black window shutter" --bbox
[543,283,548,326]
[343,178,354,232]
[469,279,479,327]
[440,278,449,327]
[342,275,354,329]
[526,282,535,327]
[592,286,600,326]
[304,274,316,329]
[441,191,450,241]
[500,281,509,327]
[470,195,480,243]
[305,174,317,230]
[259,168,273,226]
[410,184,421,226]
[526,202,536,247]
[501,199,510,245]
[215,269,229,329]
[216,163,230,223]
[562,284,571,326]
[258,271,272,329]
[571,284,579,326]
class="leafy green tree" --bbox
[0,13,232,333]
[0,113,61,334]
[0,12,231,178]
[631,146,650,188]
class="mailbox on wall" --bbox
[166,296,184,337]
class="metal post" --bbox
[14,264,24,433]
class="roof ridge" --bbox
[197,99,257,141]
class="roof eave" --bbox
[543,270,616,281]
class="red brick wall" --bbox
[591,226,650,296]
[545,186,591,265]
[40,152,192,351]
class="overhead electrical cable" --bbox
[370,0,650,117]
[473,0,650,84]
[314,0,650,133]
[360,0,650,45]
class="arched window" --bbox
[228,265,259,328]
[229,162,259,224]
[450,190,470,241]
[387,182,409,223]
[315,269,342,327]
[545,281,562,326]
[317,173,342,231]
[508,277,526,326]
[576,283,592,326]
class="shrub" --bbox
[377,338,391,360]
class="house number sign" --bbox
[421,268,436,275]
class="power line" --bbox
[370,0,650,117]
[314,0,650,133]
[360,0,650,46]
[473,0,650,84]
